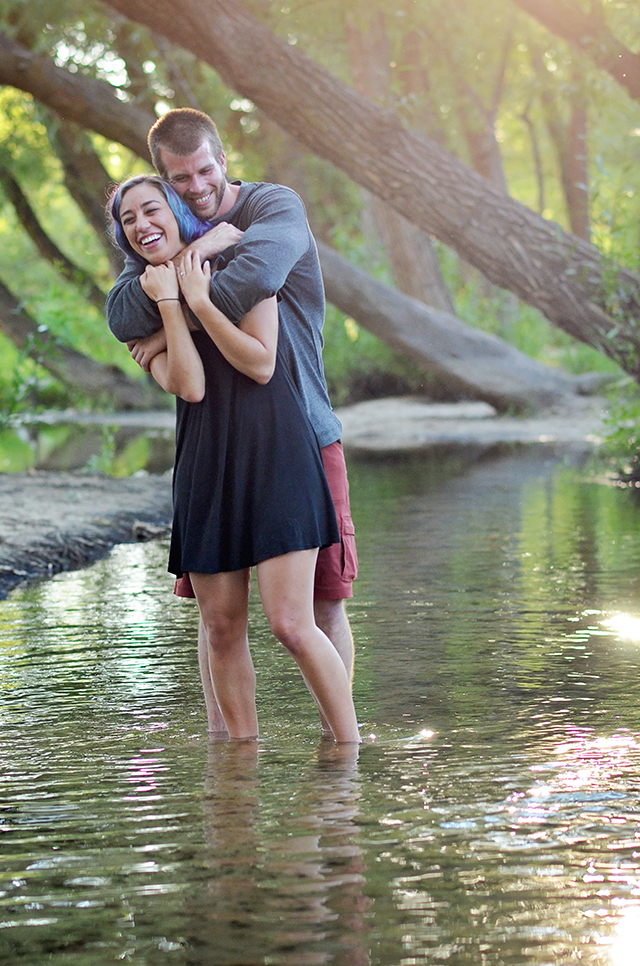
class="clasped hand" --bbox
[129,254,211,372]
[139,261,179,303]
[177,249,211,307]
[139,251,211,307]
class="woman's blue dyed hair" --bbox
[107,174,211,266]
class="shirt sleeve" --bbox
[208,186,310,323]
[105,257,162,343]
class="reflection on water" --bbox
[1,448,640,963]
[0,421,175,475]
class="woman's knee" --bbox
[200,607,247,655]
[267,610,313,657]
[192,570,250,654]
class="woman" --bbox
[107,175,359,743]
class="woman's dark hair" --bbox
[106,174,211,266]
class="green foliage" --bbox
[323,303,429,407]
[600,378,640,478]
[455,281,621,376]
[0,425,34,472]
[2,0,640,416]
[83,426,155,477]
[0,328,75,425]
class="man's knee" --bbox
[314,597,345,627]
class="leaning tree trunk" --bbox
[0,34,152,156]
[0,167,108,312]
[318,242,575,412]
[99,0,640,379]
[0,33,580,411]
[0,281,166,410]
[44,113,125,277]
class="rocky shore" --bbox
[0,395,609,600]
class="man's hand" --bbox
[182,223,244,261]
[127,328,168,372]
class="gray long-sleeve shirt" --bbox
[106,181,342,449]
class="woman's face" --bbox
[119,183,182,264]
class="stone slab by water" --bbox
[336,394,608,454]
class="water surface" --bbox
[2,447,640,965]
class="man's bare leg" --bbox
[314,598,355,738]
[314,598,354,682]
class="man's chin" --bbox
[188,198,220,221]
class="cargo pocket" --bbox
[340,515,358,581]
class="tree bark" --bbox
[0,280,165,410]
[565,79,589,241]
[318,241,575,412]
[531,50,590,240]
[510,0,640,101]
[0,33,152,157]
[98,0,640,378]
[0,167,109,311]
[43,113,125,276]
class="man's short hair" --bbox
[148,109,225,175]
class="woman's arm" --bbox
[178,250,277,385]
[139,262,205,403]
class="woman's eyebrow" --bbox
[121,199,158,218]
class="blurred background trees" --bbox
[1,0,639,416]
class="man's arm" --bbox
[106,222,246,343]
[204,186,311,322]
[106,256,163,343]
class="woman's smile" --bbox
[120,183,182,264]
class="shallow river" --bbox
[2,447,640,965]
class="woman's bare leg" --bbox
[190,569,258,740]
[256,550,360,743]
[197,617,229,737]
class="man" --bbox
[107,108,357,738]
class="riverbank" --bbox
[336,393,608,456]
[0,394,610,599]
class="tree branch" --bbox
[0,33,153,156]
[510,0,640,100]
[98,0,640,377]
[0,279,166,410]
[0,167,109,311]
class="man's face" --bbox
[161,141,229,221]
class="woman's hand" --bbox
[140,262,180,303]
[178,250,211,310]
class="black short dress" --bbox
[168,329,339,578]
